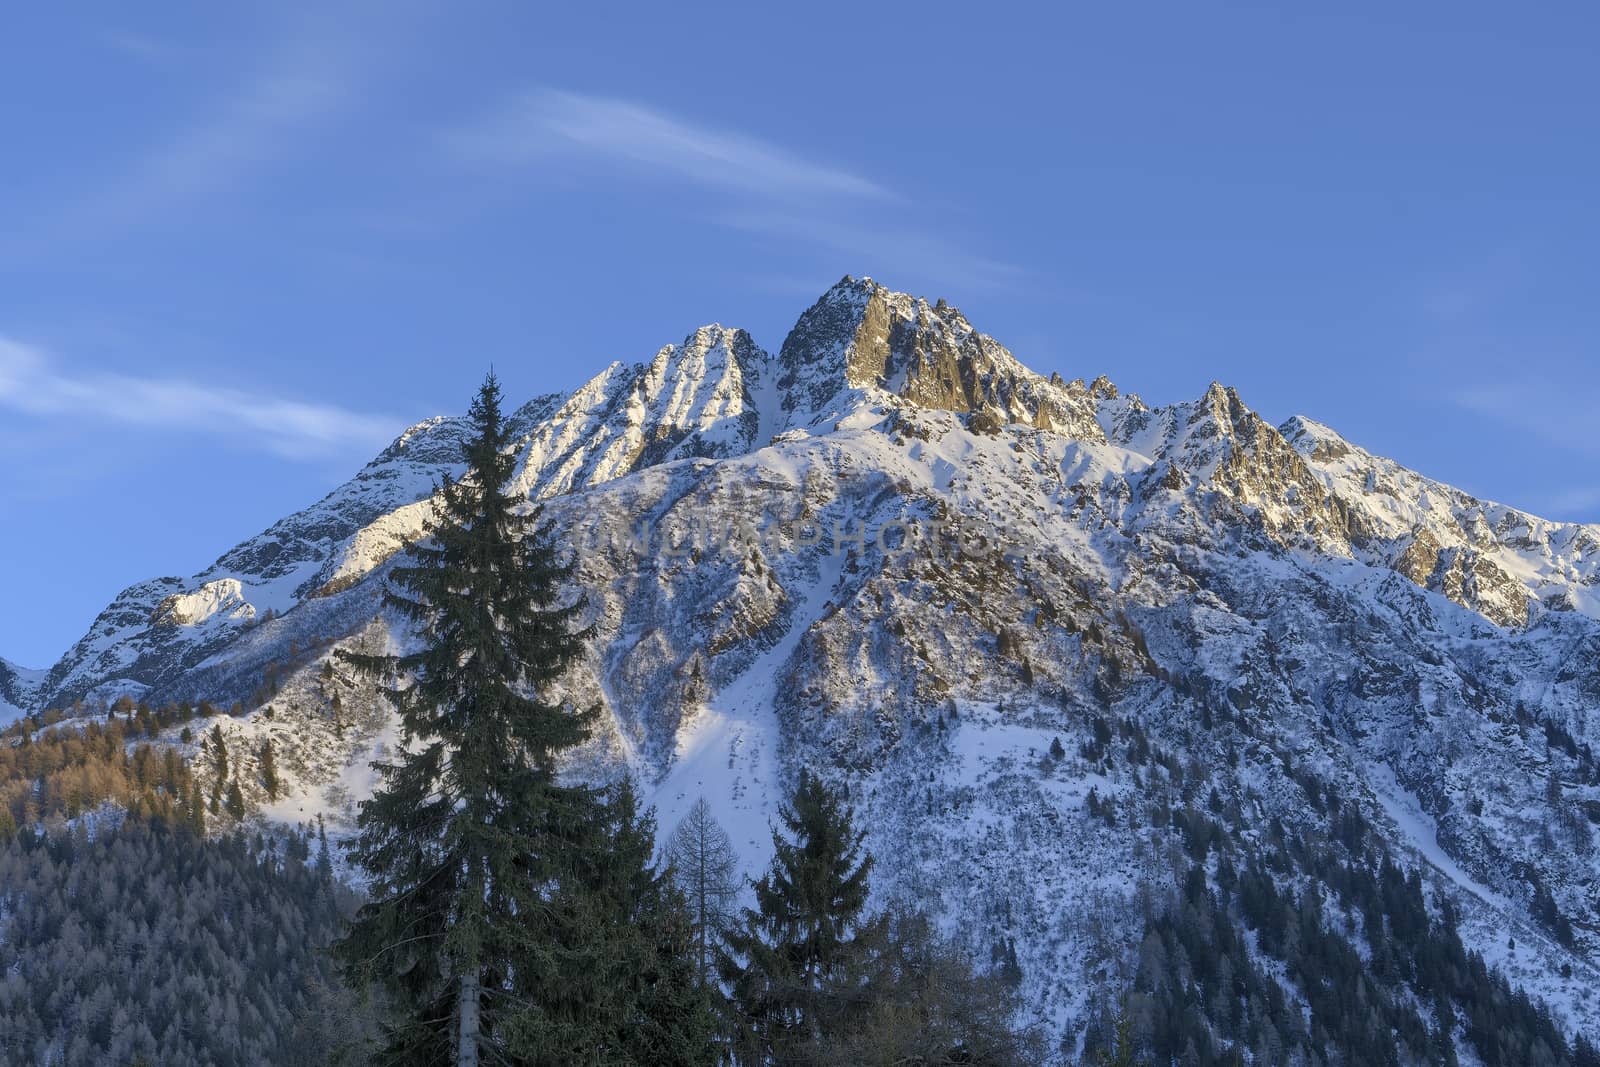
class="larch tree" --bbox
[335,372,596,1066]
[665,796,741,986]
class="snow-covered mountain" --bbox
[16,276,1600,1048]
[0,658,42,724]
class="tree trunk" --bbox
[457,969,481,1067]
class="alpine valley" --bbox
[7,277,1600,1060]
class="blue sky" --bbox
[2,1,1597,669]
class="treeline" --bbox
[0,819,377,1066]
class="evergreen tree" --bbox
[721,770,875,1063]
[665,796,741,985]
[335,372,602,1066]
[225,781,246,821]
[504,778,718,1064]
[259,738,279,801]
[315,814,333,881]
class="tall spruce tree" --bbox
[336,373,596,1066]
[504,778,719,1064]
[720,770,875,1064]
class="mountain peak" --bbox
[1278,414,1357,463]
[777,276,1106,438]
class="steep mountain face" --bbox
[778,277,1104,439]
[0,658,41,724]
[16,276,1600,1051]
[1281,415,1600,626]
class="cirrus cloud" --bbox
[451,89,890,202]
[0,335,401,460]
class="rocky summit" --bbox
[10,276,1600,1049]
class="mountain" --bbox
[13,276,1600,1054]
[0,658,42,724]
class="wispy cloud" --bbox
[450,89,1022,289]
[0,336,400,460]
[9,16,366,257]
[453,89,889,201]
[1451,381,1600,457]
[85,39,348,230]
[1452,380,1600,521]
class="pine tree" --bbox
[259,739,279,802]
[314,814,332,881]
[335,372,598,1067]
[665,797,741,985]
[504,778,718,1064]
[720,770,874,1063]
[224,781,246,822]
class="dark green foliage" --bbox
[260,738,280,801]
[1088,1003,1142,1066]
[336,373,707,1065]
[814,909,1042,1066]
[1531,877,1576,948]
[502,779,719,1064]
[723,771,1036,1066]
[0,822,379,1066]
[337,373,596,1063]
[721,770,874,1061]
[209,724,229,785]
[224,780,247,821]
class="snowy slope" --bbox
[16,275,1600,1049]
[0,657,42,725]
[1283,414,1600,624]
